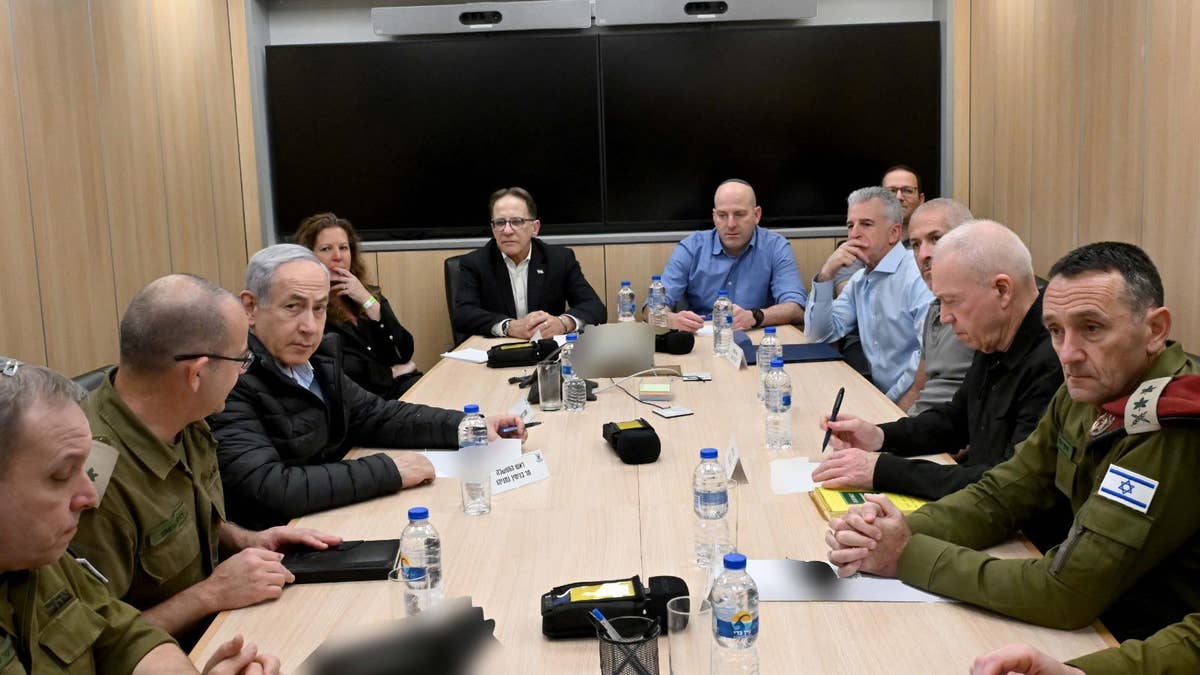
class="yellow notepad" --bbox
[810,487,929,520]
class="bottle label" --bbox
[782,394,791,408]
[715,606,759,639]
[619,302,635,314]
[694,489,728,510]
[399,554,426,580]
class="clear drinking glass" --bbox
[461,471,492,515]
[667,596,713,675]
[537,360,563,411]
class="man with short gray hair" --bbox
[806,187,932,401]
[895,198,978,414]
[210,245,526,529]
[72,274,342,645]
[814,220,1063,511]
[0,357,281,673]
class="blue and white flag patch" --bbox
[1097,464,1158,514]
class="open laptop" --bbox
[572,322,656,379]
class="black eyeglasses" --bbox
[174,351,255,373]
[490,217,535,230]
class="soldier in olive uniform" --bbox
[826,242,1200,645]
[972,612,1200,674]
[0,358,278,673]
[70,275,341,644]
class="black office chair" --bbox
[444,254,470,348]
[72,365,112,393]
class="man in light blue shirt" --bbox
[806,187,933,401]
[653,179,808,332]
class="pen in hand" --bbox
[820,387,846,454]
[499,421,541,436]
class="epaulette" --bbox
[1099,375,1200,435]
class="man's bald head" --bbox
[714,179,757,208]
[119,274,242,374]
[933,219,1036,290]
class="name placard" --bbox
[493,450,550,495]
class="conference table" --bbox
[192,325,1113,673]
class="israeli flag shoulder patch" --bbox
[1097,464,1158,514]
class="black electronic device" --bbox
[655,329,695,355]
[281,539,400,584]
[541,575,688,639]
[602,418,661,464]
[485,339,559,368]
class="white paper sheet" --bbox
[440,348,489,364]
[696,322,714,337]
[747,559,949,603]
[421,438,523,479]
[769,458,819,494]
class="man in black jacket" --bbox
[452,187,606,339]
[210,245,525,528]
[814,220,1063,505]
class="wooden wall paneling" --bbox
[951,0,971,202]
[1028,0,1083,274]
[0,0,45,365]
[988,0,1035,245]
[1142,1,1200,348]
[603,243,678,322]
[91,0,172,312]
[10,0,119,374]
[570,245,606,320]
[967,0,996,218]
[361,252,380,287]
[375,249,472,370]
[150,0,222,282]
[226,0,263,256]
[790,237,838,296]
[1076,0,1146,245]
[199,0,249,293]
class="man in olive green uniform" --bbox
[826,242,1200,644]
[972,612,1200,674]
[71,275,340,643]
[0,357,278,673]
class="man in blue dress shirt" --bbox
[805,187,933,401]
[654,179,808,332]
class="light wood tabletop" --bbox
[191,326,1113,673]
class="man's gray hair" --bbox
[847,186,903,225]
[245,244,327,304]
[0,359,86,475]
[120,274,238,373]
[910,198,974,230]
[933,219,1035,288]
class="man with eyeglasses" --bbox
[653,179,807,332]
[882,164,926,231]
[452,186,606,339]
[72,274,342,647]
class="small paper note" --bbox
[725,436,747,484]
[422,438,523,479]
[492,450,550,495]
[770,458,819,494]
[440,348,489,364]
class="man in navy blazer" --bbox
[453,187,607,339]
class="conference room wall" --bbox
[963,0,1200,348]
[0,0,255,376]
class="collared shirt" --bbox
[0,555,173,673]
[73,369,225,617]
[898,343,1200,641]
[908,298,976,415]
[875,293,1062,500]
[657,227,808,314]
[805,242,933,400]
[490,247,585,336]
[276,358,325,402]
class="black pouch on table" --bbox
[541,575,688,639]
[486,339,559,368]
[282,539,400,584]
[602,418,661,464]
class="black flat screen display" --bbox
[266,22,940,241]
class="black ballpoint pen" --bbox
[820,387,846,453]
[500,421,541,435]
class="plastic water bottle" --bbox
[399,506,444,607]
[562,364,587,412]
[617,281,636,322]
[764,357,792,451]
[648,275,668,328]
[457,404,490,515]
[755,327,781,401]
[710,552,760,674]
[712,290,733,356]
[560,333,578,374]
[693,448,730,568]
